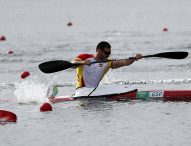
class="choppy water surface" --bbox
[0,0,191,146]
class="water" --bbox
[0,0,191,146]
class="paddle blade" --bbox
[39,60,75,73]
[143,51,188,59]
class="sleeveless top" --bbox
[75,54,112,88]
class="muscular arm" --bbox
[71,57,91,69]
[72,58,91,64]
[111,54,142,69]
[70,58,83,69]
[71,54,93,65]
[111,58,136,69]
[72,58,83,64]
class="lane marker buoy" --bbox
[8,50,14,55]
[40,102,53,112]
[21,71,30,79]
[162,27,168,32]
[0,110,17,122]
[67,22,73,27]
[0,35,6,41]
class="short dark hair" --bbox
[96,41,111,51]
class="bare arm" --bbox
[112,54,142,69]
[71,58,91,69]
[72,58,91,64]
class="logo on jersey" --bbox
[99,63,103,67]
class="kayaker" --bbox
[72,41,142,96]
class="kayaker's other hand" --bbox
[135,54,142,61]
[83,60,91,65]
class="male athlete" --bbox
[48,41,142,101]
[73,41,142,96]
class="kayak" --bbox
[49,90,191,103]
[47,85,191,103]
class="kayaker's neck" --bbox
[94,50,107,61]
[94,53,102,61]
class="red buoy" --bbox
[21,71,30,79]
[67,22,73,27]
[40,102,53,112]
[8,50,14,55]
[162,27,168,32]
[0,35,6,41]
[0,110,17,122]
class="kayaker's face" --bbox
[101,47,111,59]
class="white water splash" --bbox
[14,79,48,104]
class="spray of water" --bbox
[14,79,48,104]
